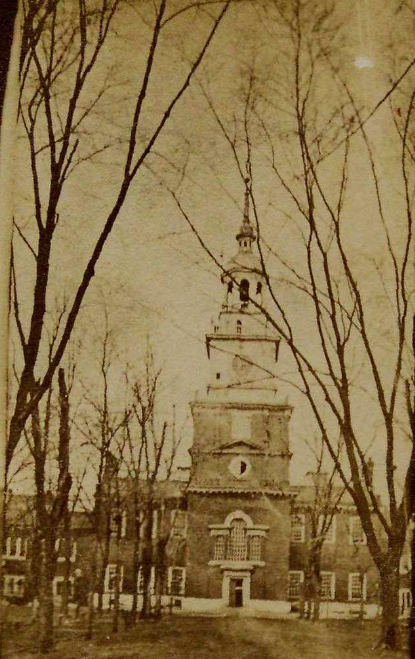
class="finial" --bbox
[243,177,250,223]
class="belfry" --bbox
[185,181,294,612]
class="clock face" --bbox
[232,355,252,376]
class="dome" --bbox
[224,250,263,275]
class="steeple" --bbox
[236,178,255,253]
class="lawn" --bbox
[4,614,410,659]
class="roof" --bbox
[224,250,263,275]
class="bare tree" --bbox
[76,325,129,639]
[124,350,183,619]
[24,366,72,652]
[9,0,231,477]
[296,438,345,621]
[166,0,415,648]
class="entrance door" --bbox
[229,578,244,608]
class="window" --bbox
[348,573,366,601]
[137,566,155,594]
[290,514,305,543]
[216,373,221,380]
[229,455,252,479]
[400,553,412,575]
[138,509,146,539]
[105,564,124,593]
[228,519,247,561]
[240,279,250,302]
[236,320,242,335]
[288,571,304,598]
[170,510,187,538]
[53,576,74,598]
[168,567,186,596]
[320,572,335,600]
[249,536,262,561]
[3,575,25,598]
[256,282,262,295]
[349,516,366,545]
[318,515,336,544]
[4,537,26,560]
[231,411,251,440]
[55,539,77,562]
[400,588,412,615]
[227,282,233,294]
[121,510,127,537]
[214,535,226,561]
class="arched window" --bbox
[227,281,233,294]
[236,320,242,335]
[228,519,248,561]
[210,511,266,564]
[256,282,262,295]
[240,279,250,302]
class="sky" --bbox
[9,0,415,500]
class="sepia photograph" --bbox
[0,0,414,657]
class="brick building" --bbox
[3,195,412,617]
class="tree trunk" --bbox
[97,517,111,613]
[38,537,56,653]
[310,545,322,622]
[60,511,72,616]
[112,505,122,633]
[410,524,415,657]
[140,503,154,619]
[85,541,98,640]
[131,532,140,616]
[299,581,305,619]
[379,559,400,649]
[111,564,121,633]
[312,574,321,622]
[153,564,163,619]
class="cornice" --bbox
[187,487,295,498]
[190,401,293,413]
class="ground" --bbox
[3,613,410,659]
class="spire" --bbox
[236,177,255,251]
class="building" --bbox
[185,188,294,613]
[3,192,412,617]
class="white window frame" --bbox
[348,572,367,601]
[318,514,336,544]
[320,572,335,600]
[3,574,25,597]
[170,510,187,538]
[121,510,127,538]
[349,516,367,545]
[290,514,305,543]
[167,566,186,596]
[105,563,124,593]
[53,576,74,598]
[138,509,146,539]
[288,571,304,598]
[248,535,262,561]
[400,553,412,575]
[55,539,77,562]
[137,566,155,594]
[4,536,26,560]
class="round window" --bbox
[228,455,252,479]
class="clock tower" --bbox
[185,182,294,613]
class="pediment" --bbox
[212,440,259,454]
